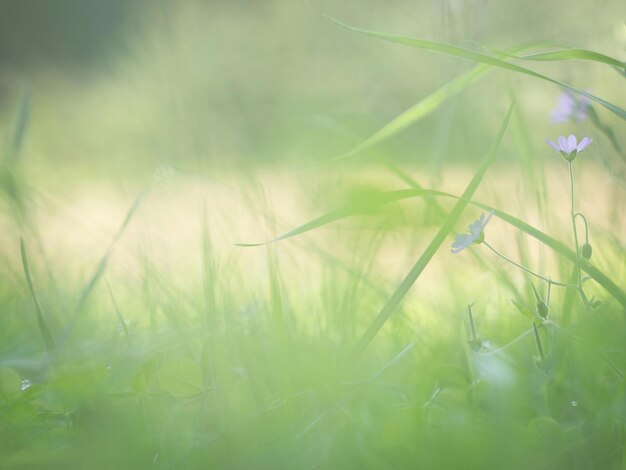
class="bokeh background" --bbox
[1,1,625,468]
[1,0,624,173]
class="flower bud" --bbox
[581,243,592,260]
[589,296,602,309]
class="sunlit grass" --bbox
[1,2,625,469]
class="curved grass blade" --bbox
[475,204,626,309]
[338,63,489,160]
[483,46,626,72]
[335,43,540,161]
[346,103,514,360]
[234,190,433,247]
[237,185,626,309]
[329,18,626,121]
[521,50,625,70]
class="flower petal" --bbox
[558,136,567,151]
[482,210,495,228]
[551,93,575,123]
[468,214,485,233]
[546,139,560,152]
[576,137,592,152]
[566,135,577,153]
[451,234,473,253]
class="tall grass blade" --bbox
[59,190,147,344]
[336,44,546,160]
[339,64,488,160]
[20,238,57,362]
[237,184,626,309]
[346,103,514,361]
[330,18,626,121]
[494,47,626,71]
[6,90,31,164]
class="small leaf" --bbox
[158,358,203,398]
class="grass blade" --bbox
[327,42,543,161]
[237,183,626,310]
[487,46,626,71]
[346,103,514,360]
[330,18,626,121]
[338,63,490,160]
[6,90,31,164]
[20,238,57,363]
[235,190,422,247]
[59,189,147,345]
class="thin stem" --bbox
[574,212,589,244]
[568,161,582,288]
[482,241,575,288]
[533,322,545,361]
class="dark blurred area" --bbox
[0,0,140,68]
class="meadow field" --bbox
[1,1,625,468]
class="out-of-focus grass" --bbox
[2,156,625,468]
[1,1,625,469]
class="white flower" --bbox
[551,91,590,123]
[451,211,494,254]
[546,135,592,162]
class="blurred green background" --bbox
[1,1,625,469]
[1,0,624,175]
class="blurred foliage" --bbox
[0,0,624,173]
[0,1,625,468]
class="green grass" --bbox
[1,2,626,469]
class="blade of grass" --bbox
[237,183,626,309]
[489,46,626,71]
[329,18,626,121]
[20,238,57,363]
[107,282,131,343]
[59,189,147,345]
[389,163,528,302]
[7,90,31,164]
[333,43,540,161]
[234,190,418,247]
[346,103,514,361]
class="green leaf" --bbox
[329,18,626,121]
[158,358,203,398]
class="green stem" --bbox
[483,241,575,288]
[568,161,582,287]
[574,212,589,244]
[567,162,593,312]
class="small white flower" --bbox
[551,91,590,123]
[451,211,494,254]
[546,135,592,162]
